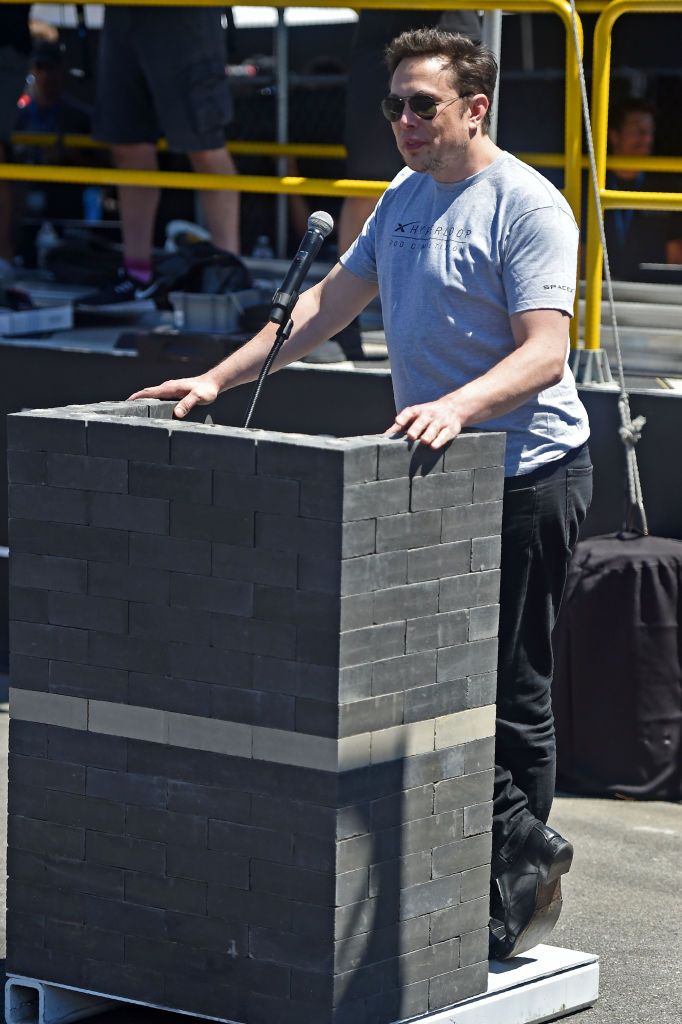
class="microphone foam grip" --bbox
[308,211,334,238]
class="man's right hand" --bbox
[127,376,219,419]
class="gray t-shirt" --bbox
[341,151,590,476]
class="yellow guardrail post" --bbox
[584,0,682,369]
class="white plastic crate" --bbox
[169,289,261,333]
[0,304,73,337]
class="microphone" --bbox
[269,211,334,326]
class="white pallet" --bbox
[5,945,598,1024]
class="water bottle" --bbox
[83,186,104,222]
[251,235,274,259]
[35,221,60,271]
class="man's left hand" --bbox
[384,397,463,449]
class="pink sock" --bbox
[124,258,153,284]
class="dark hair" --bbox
[609,97,657,133]
[384,28,497,132]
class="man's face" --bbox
[389,56,473,183]
[609,111,655,157]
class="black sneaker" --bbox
[75,270,158,313]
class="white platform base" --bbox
[6,945,598,1024]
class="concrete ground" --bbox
[0,700,679,1024]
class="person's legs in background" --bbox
[113,142,160,284]
[188,147,239,255]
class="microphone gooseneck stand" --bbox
[243,211,334,429]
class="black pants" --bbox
[492,443,593,875]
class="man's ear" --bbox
[468,93,490,130]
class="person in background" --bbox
[129,28,592,961]
[0,4,31,282]
[604,97,682,280]
[78,5,240,312]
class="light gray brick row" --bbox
[441,500,503,543]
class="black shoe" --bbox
[75,270,158,313]
[303,316,364,363]
[489,823,573,960]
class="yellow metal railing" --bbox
[0,0,585,333]
[584,0,682,352]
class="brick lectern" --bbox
[6,401,504,1024]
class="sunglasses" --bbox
[380,91,472,123]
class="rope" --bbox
[567,0,649,536]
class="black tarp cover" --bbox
[553,533,682,801]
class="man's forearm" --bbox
[447,336,565,427]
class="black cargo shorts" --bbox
[93,7,233,153]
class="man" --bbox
[604,97,682,280]
[130,29,592,960]
[78,5,239,312]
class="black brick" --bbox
[87,832,166,875]
[87,418,170,462]
[47,727,126,771]
[47,453,127,493]
[167,780,251,822]
[9,653,48,691]
[44,790,125,833]
[8,413,86,454]
[407,540,470,583]
[89,630,168,674]
[48,592,128,634]
[340,551,407,597]
[10,520,128,562]
[375,510,441,553]
[88,561,170,604]
[8,449,47,484]
[125,872,207,914]
[49,660,128,702]
[171,573,253,616]
[172,428,255,473]
[169,642,252,688]
[372,650,436,696]
[410,470,473,512]
[130,601,210,645]
[86,767,167,809]
[440,569,501,611]
[90,492,169,534]
[213,542,298,588]
[403,677,468,723]
[126,805,207,847]
[171,500,253,545]
[10,552,86,593]
[9,720,47,757]
[130,532,211,574]
[9,586,48,623]
[441,500,503,542]
[11,620,87,662]
[9,483,88,524]
[209,820,293,863]
[167,846,249,888]
[215,470,299,513]
[210,613,296,659]
[130,671,212,717]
